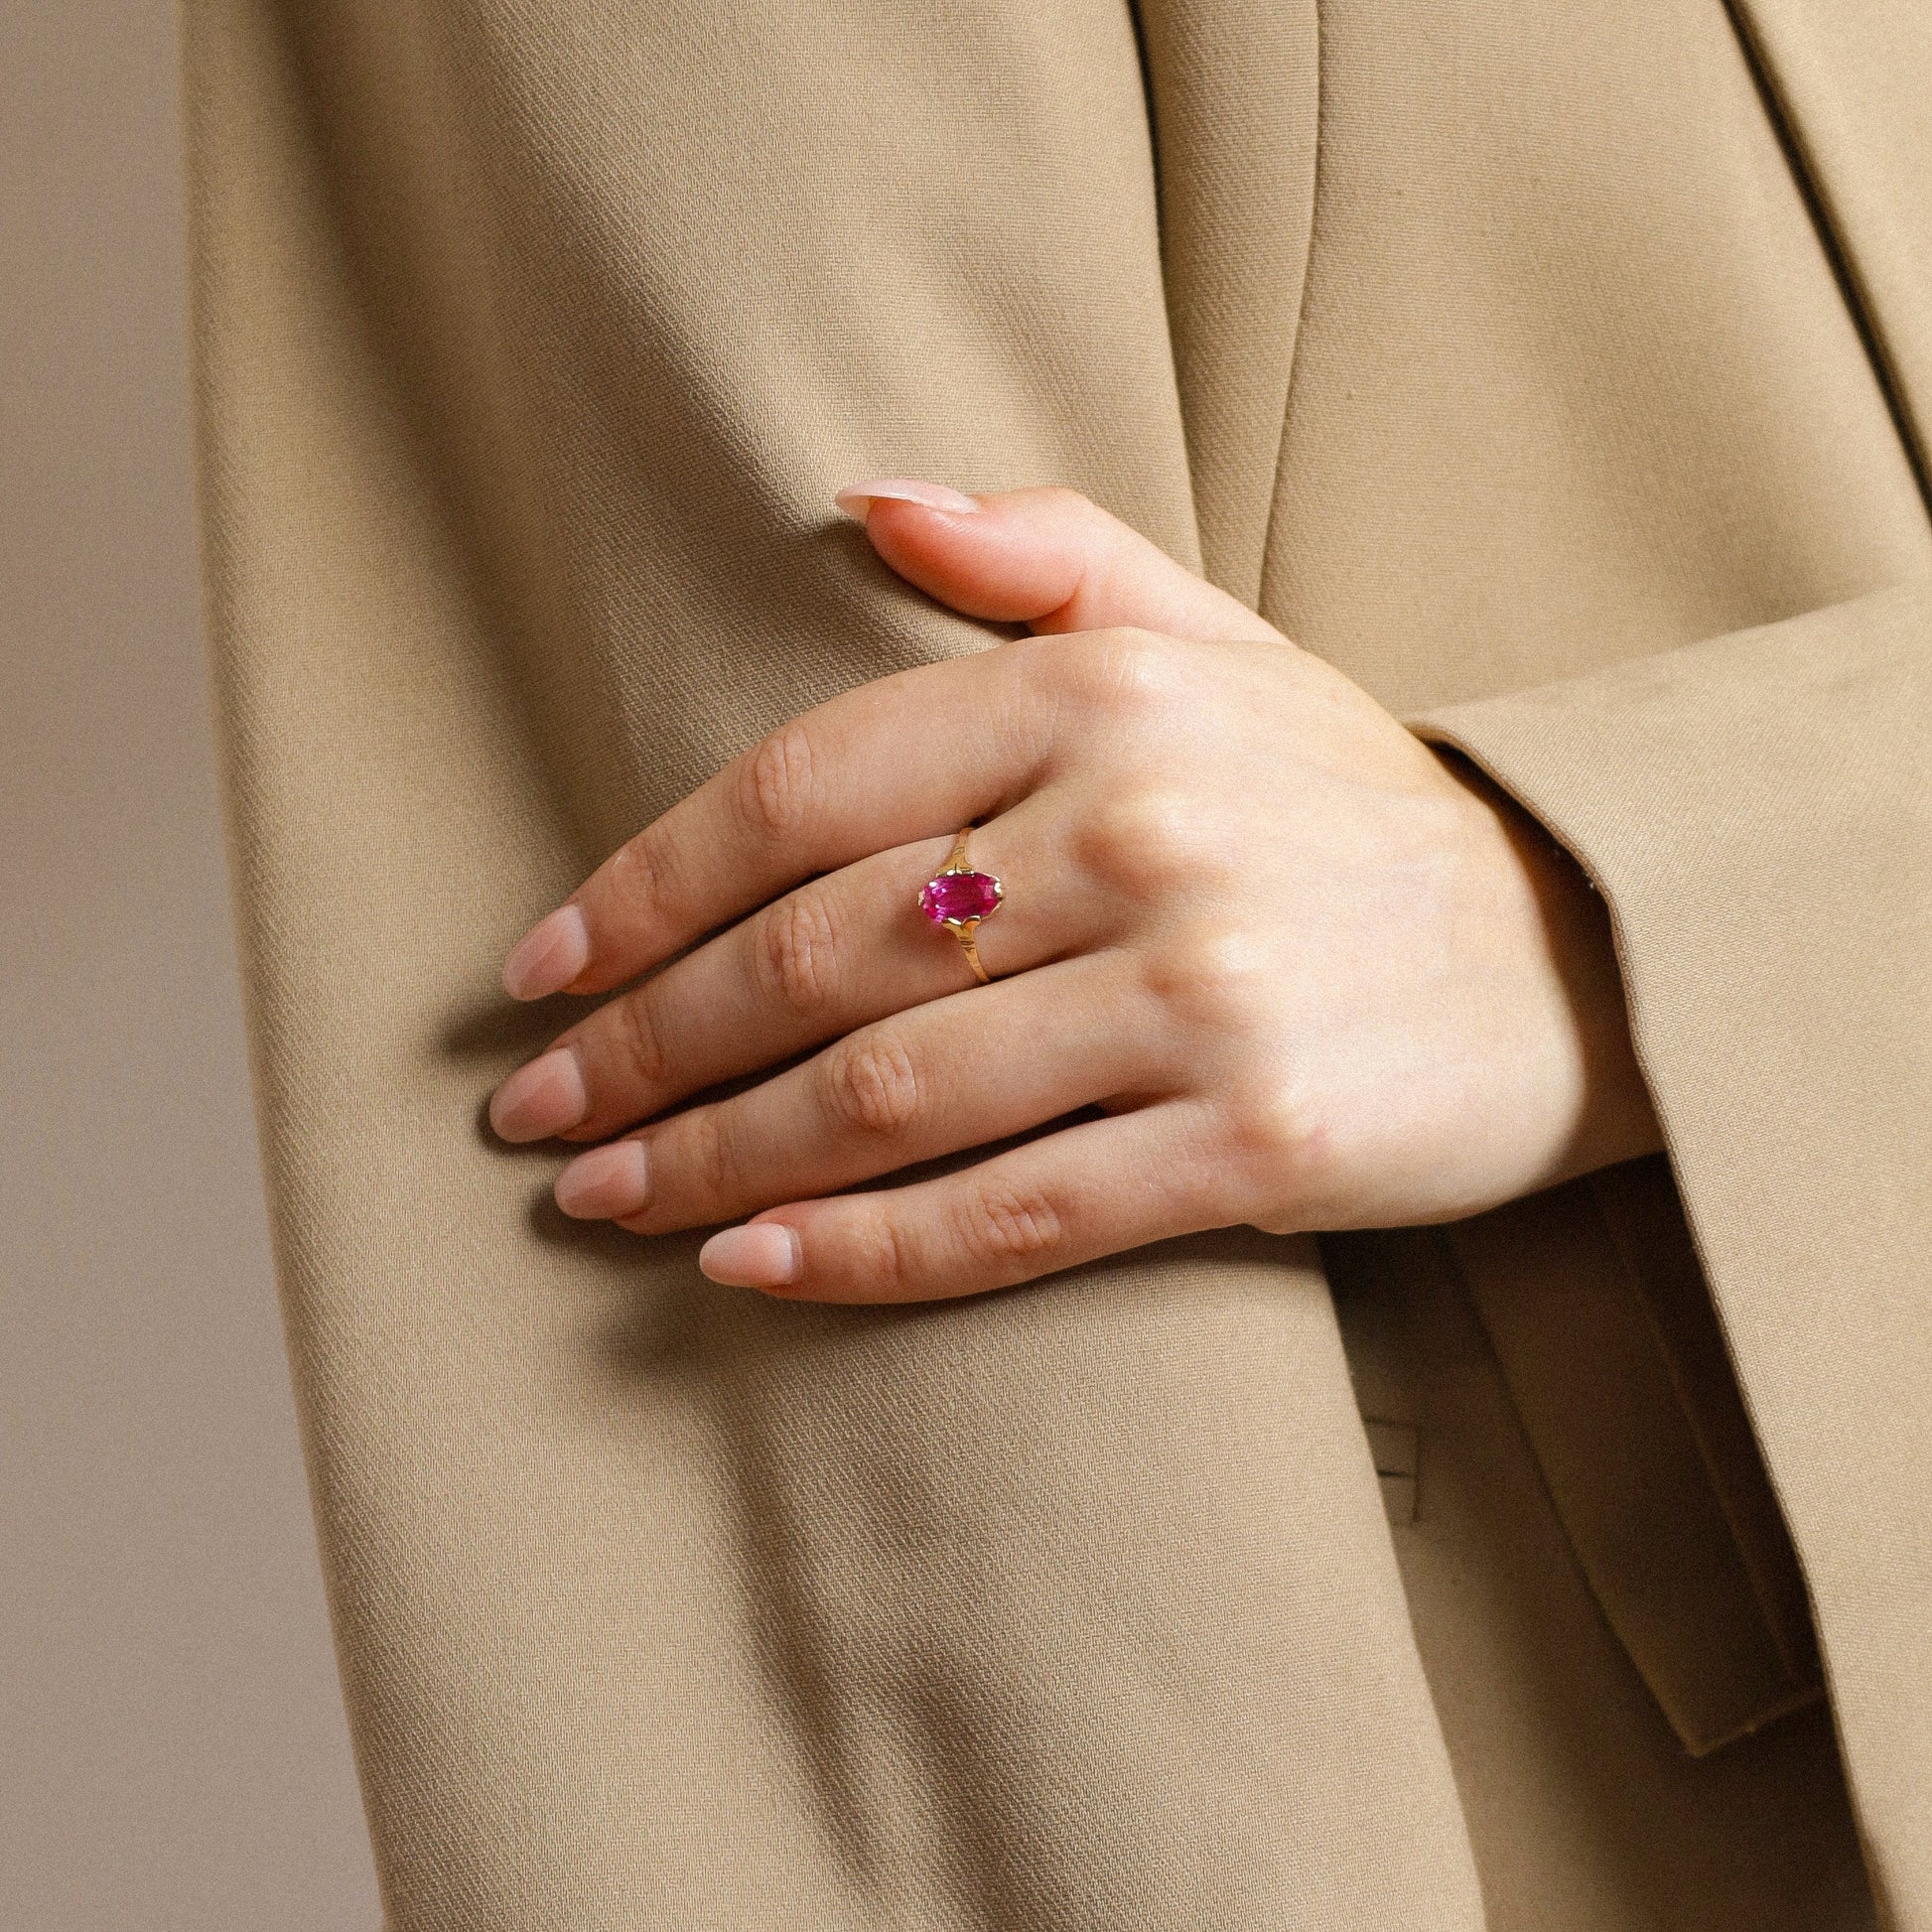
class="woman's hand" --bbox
[488,483,1661,1303]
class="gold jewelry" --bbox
[916,825,1005,984]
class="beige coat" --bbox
[183,0,1932,1924]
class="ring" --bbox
[917,826,1005,984]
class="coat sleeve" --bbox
[1419,586,1932,1810]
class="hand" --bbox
[487,483,1661,1303]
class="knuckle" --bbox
[1049,625,1181,713]
[612,985,673,1090]
[679,1104,739,1203]
[607,824,681,928]
[1218,1083,1336,1197]
[1074,788,1210,899]
[740,722,818,843]
[1141,924,1270,1035]
[821,1032,924,1138]
[759,890,840,1012]
[848,1208,911,1296]
[951,1180,1065,1272]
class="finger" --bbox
[698,1102,1214,1305]
[835,481,1281,645]
[502,647,1048,1004]
[495,794,1108,1146]
[551,955,1162,1229]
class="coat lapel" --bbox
[1727,0,1932,497]
[1138,0,1320,605]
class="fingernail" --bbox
[833,478,980,522]
[554,1139,649,1218]
[699,1222,803,1290]
[503,903,590,1001]
[488,1047,587,1143]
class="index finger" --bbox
[503,642,1048,1001]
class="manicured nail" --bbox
[698,1222,802,1290]
[503,903,590,1001]
[833,478,980,522]
[554,1139,649,1218]
[488,1047,587,1143]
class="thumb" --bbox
[834,480,1282,644]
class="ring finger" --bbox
[550,952,1162,1231]
[491,790,1115,1145]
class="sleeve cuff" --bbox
[1409,583,1932,1752]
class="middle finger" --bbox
[552,951,1162,1231]
[493,792,1116,1145]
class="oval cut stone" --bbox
[919,869,1002,925]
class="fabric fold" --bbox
[1420,582,1932,1898]
[1444,1161,1819,1755]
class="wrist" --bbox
[1441,751,1665,1183]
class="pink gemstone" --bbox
[919,869,1002,925]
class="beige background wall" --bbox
[0,4,378,1922]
